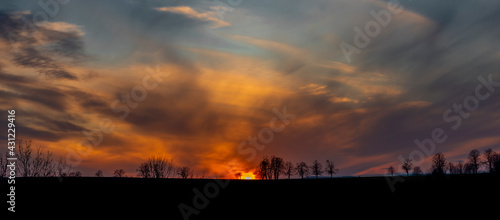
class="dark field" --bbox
[3,174,500,217]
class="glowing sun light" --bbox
[241,172,255,180]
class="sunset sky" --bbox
[1,0,500,178]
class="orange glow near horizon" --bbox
[241,172,256,180]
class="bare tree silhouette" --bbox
[235,172,242,179]
[413,166,422,176]
[431,152,446,175]
[137,162,152,178]
[296,162,309,179]
[493,152,500,175]
[388,166,395,176]
[69,171,82,177]
[266,160,273,180]
[16,139,69,177]
[464,162,475,174]
[256,157,270,180]
[311,160,323,179]
[177,166,190,179]
[114,169,125,177]
[32,146,56,177]
[447,162,457,174]
[456,161,465,174]
[484,149,495,173]
[17,139,33,177]
[56,157,72,177]
[401,159,413,176]
[283,161,294,179]
[95,170,103,177]
[325,160,338,178]
[270,156,285,180]
[468,149,481,174]
[152,156,174,178]
[137,155,174,178]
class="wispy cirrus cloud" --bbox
[155,6,230,28]
[0,11,87,80]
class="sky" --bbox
[1,0,500,178]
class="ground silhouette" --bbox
[3,174,499,217]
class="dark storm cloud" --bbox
[39,29,86,59]
[322,0,500,156]
[51,0,241,71]
[15,108,85,135]
[0,90,98,142]
[1,0,246,156]
[68,90,109,110]
[0,90,19,105]
[0,64,104,115]
[0,11,87,80]
[26,111,86,133]
[353,0,500,84]
[108,78,226,137]
[0,69,101,143]
[0,7,100,145]
[0,67,33,83]
[11,47,77,80]
[0,108,62,141]
[15,125,61,142]
[244,59,500,174]
[263,82,500,175]
[3,82,68,111]
[0,11,32,42]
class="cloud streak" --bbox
[156,6,230,28]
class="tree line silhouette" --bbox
[0,139,75,178]
[0,139,198,179]
[134,155,192,179]
[2,139,499,179]
[254,156,339,180]
[391,148,500,176]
